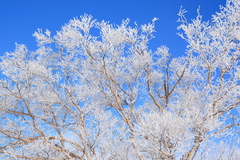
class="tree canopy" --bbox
[0,0,239,159]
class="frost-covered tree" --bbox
[0,0,239,159]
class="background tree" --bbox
[0,0,239,159]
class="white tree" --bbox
[0,0,239,159]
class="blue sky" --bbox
[0,0,226,57]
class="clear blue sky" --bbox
[0,0,226,57]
